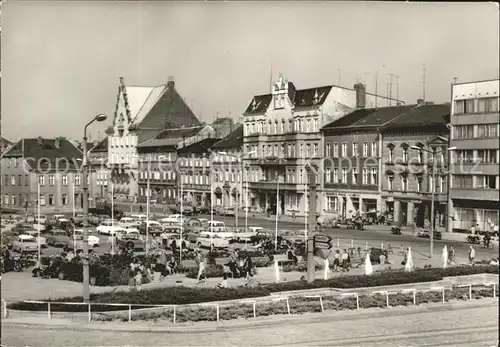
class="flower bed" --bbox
[8,265,498,313]
[93,285,499,322]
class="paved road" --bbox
[2,301,498,346]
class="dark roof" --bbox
[90,138,108,153]
[3,137,82,171]
[137,126,204,149]
[381,104,450,131]
[177,138,220,155]
[244,94,273,114]
[321,105,416,131]
[293,86,332,108]
[1,136,13,147]
[212,125,243,149]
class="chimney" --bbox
[417,98,425,106]
[55,137,61,149]
[167,76,175,88]
[37,136,43,145]
[354,83,366,109]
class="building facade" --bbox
[0,137,94,214]
[108,76,201,201]
[449,79,499,232]
[177,138,220,207]
[380,104,451,229]
[242,74,401,216]
[211,126,244,208]
[88,138,109,201]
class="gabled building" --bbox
[380,103,450,229]
[108,76,202,201]
[135,125,214,204]
[88,138,109,201]
[0,136,13,156]
[0,137,90,213]
[321,105,416,220]
[211,125,244,208]
[242,73,402,216]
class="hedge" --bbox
[8,265,498,313]
[93,285,499,322]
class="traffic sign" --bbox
[314,234,331,243]
[314,242,331,250]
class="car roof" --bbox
[19,234,35,239]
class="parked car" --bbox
[70,233,100,249]
[416,229,442,240]
[161,214,182,224]
[117,233,145,251]
[250,230,273,245]
[196,206,210,214]
[196,234,229,249]
[97,221,120,235]
[73,213,100,226]
[230,227,262,243]
[12,235,39,253]
[22,230,47,248]
[11,223,35,234]
[138,221,162,235]
[45,229,71,248]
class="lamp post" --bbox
[410,145,456,259]
[37,182,41,263]
[82,113,107,303]
[217,150,256,231]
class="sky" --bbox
[2,1,499,142]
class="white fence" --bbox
[4,282,497,323]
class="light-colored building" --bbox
[242,74,401,216]
[108,76,201,201]
[0,137,95,214]
[88,138,109,201]
[211,126,244,208]
[449,79,499,232]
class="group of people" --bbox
[332,249,352,272]
[152,249,179,280]
[224,249,254,281]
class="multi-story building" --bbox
[177,138,220,207]
[242,74,401,216]
[449,79,499,232]
[380,103,451,229]
[211,126,244,208]
[88,138,109,201]
[0,137,93,214]
[108,76,201,201]
[135,125,214,204]
[321,105,416,220]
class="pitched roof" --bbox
[321,105,416,131]
[90,138,108,153]
[177,138,220,155]
[244,94,273,114]
[293,86,332,108]
[381,104,450,131]
[212,125,243,149]
[127,85,168,125]
[3,137,82,171]
[136,126,204,149]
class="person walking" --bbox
[468,245,476,265]
[448,245,456,265]
[243,255,253,280]
[196,252,207,283]
[157,250,167,278]
[341,249,349,272]
[333,250,340,272]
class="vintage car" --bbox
[73,213,100,226]
[250,230,273,245]
[12,235,39,253]
[117,233,145,251]
[230,227,262,243]
[417,229,442,240]
[96,221,123,235]
[22,230,47,248]
[70,234,100,249]
[45,229,71,248]
[281,230,306,245]
[195,234,229,249]
[138,221,163,236]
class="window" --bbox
[300,144,304,158]
[313,143,319,157]
[371,142,377,157]
[25,175,28,186]
[325,168,331,183]
[477,124,488,138]
[341,168,348,184]
[48,194,54,206]
[326,143,332,157]
[478,149,498,163]
[363,142,368,157]
[10,175,16,186]
[417,149,424,163]
[11,195,16,206]
[401,177,408,191]
[313,118,318,132]
[457,150,474,164]
[306,119,311,132]
[62,175,68,186]
[489,97,499,112]
[454,125,474,139]
[39,175,45,186]
[326,196,339,212]
[341,143,347,157]
[333,169,338,183]
[3,175,7,186]
[477,175,497,189]
[306,144,311,157]
[388,148,394,162]
[477,98,488,113]
[287,144,292,157]
[454,175,473,188]
[333,143,339,158]
[352,168,358,184]
[18,175,22,186]
[465,99,475,113]
[4,194,9,205]
[362,168,368,184]
[402,148,408,162]
[488,124,498,137]
[438,176,444,193]
[62,194,68,205]
[352,142,358,157]
[416,176,423,191]
[370,168,377,185]
[388,176,394,190]
[49,174,55,186]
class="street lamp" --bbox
[409,145,456,259]
[82,113,107,303]
[217,150,256,231]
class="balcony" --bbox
[451,188,499,201]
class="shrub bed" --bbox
[93,285,499,322]
[8,265,498,313]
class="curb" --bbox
[3,299,497,333]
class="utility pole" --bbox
[306,165,317,284]
[422,64,427,102]
[389,74,394,106]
